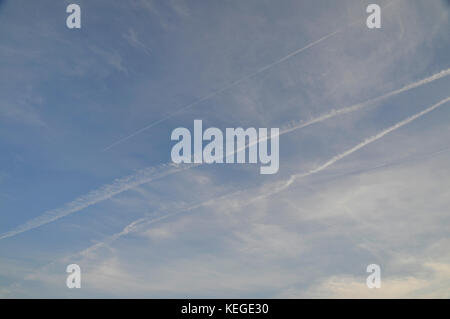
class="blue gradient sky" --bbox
[1,0,450,297]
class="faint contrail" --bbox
[69,96,450,256]
[76,190,241,258]
[1,68,448,241]
[101,0,404,152]
[101,29,347,152]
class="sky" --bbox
[0,0,449,298]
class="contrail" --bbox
[102,59,449,153]
[232,95,450,201]
[67,96,450,256]
[101,0,404,152]
[76,190,242,258]
[9,94,447,290]
[0,162,199,240]
[20,134,450,288]
[278,68,450,135]
[288,96,450,181]
[1,69,448,241]
[101,29,346,152]
[236,68,450,156]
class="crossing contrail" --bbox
[1,67,448,241]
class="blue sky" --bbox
[1,0,450,297]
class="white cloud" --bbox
[281,262,450,298]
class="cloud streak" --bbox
[1,68,448,241]
[68,96,450,258]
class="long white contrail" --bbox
[69,96,450,256]
[0,162,199,240]
[0,68,448,241]
[278,68,450,136]
[236,68,450,155]
[232,96,450,203]
[284,96,450,186]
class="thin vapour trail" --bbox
[101,29,344,152]
[101,0,403,152]
[76,190,242,258]
[68,96,450,258]
[17,190,244,282]
[1,68,448,241]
